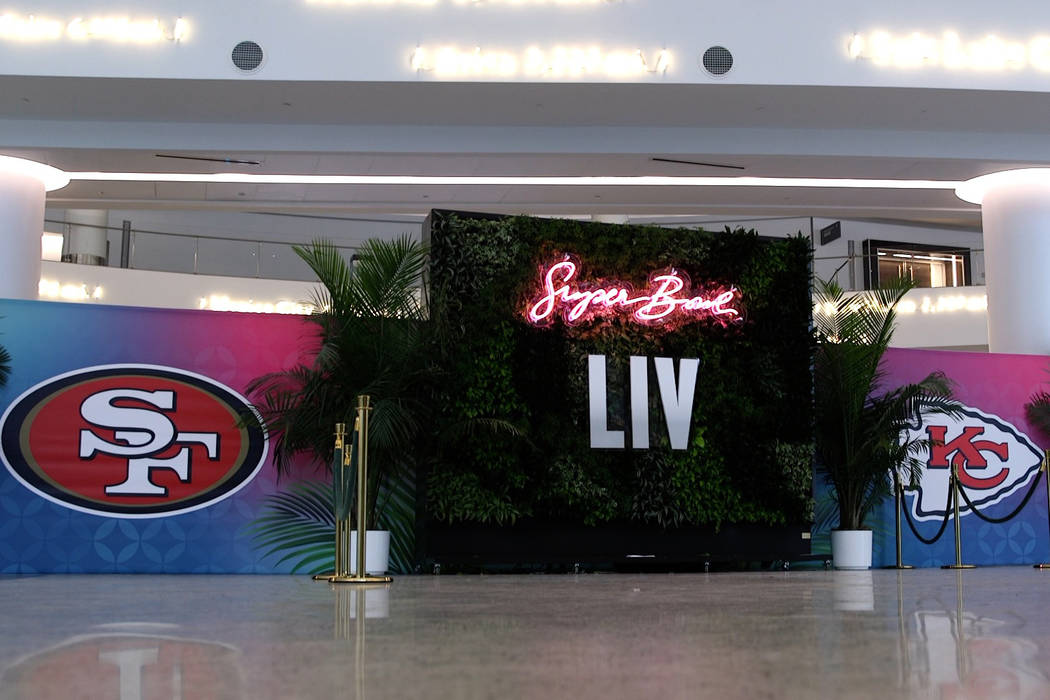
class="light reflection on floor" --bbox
[1,569,1049,699]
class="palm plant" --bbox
[813,278,956,531]
[0,342,9,389]
[248,235,429,572]
[1025,378,1050,441]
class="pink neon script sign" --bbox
[526,258,742,327]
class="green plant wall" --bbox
[425,212,813,531]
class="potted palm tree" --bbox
[813,278,956,569]
[248,235,428,575]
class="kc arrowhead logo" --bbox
[0,364,268,518]
[902,403,1042,522]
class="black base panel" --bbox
[422,522,812,567]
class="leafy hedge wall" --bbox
[425,211,813,530]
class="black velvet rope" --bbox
[901,482,953,545]
[956,468,1043,525]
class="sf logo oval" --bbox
[0,365,268,518]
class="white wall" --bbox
[39,260,317,314]
[879,286,987,350]
[2,0,1050,92]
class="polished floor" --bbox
[1,569,1049,699]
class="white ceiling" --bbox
[4,76,1050,228]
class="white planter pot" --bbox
[348,530,391,575]
[831,529,873,570]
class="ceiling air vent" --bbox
[232,41,264,72]
[701,46,733,76]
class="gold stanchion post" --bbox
[884,469,914,570]
[1034,450,1050,569]
[942,460,977,570]
[331,395,393,584]
[312,422,347,581]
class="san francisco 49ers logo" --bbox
[902,403,1042,522]
[0,364,268,518]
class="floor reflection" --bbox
[2,623,243,700]
[833,570,875,611]
[332,582,391,700]
[3,572,1050,699]
[900,572,1047,698]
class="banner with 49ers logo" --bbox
[865,348,1050,568]
[0,298,319,573]
[3,298,1050,571]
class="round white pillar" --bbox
[958,170,1050,355]
[63,209,109,265]
[0,158,68,300]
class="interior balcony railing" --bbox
[43,215,983,291]
[44,218,360,283]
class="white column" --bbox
[63,209,109,265]
[958,170,1050,355]
[0,172,44,300]
[0,157,68,300]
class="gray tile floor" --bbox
[1,569,1049,699]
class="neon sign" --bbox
[526,256,741,327]
[0,13,189,43]
[409,45,672,78]
[848,31,1050,72]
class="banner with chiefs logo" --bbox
[4,298,1050,571]
[0,298,318,573]
[868,348,1050,568]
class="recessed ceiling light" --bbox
[0,156,981,195]
[62,172,966,190]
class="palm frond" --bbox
[0,342,9,389]
[292,239,353,313]
[245,475,417,575]
[247,235,431,573]
[244,481,335,575]
[814,277,960,530]
[374,466,416,574]
[1025,389,1050,441]
[354,235,428,317]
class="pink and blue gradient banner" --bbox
[857,348,1050,567]
[0,298,319,573]
[3,298,1049,571]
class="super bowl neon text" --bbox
[527,257,741,326]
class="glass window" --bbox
[863,240,971,289]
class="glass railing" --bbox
[44,219,358,282]
[44,215,984,290]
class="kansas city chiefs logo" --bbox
[902,403,1043,522]
[0,364,268,518]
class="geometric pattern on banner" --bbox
[869,347,1050,567]
[0,298,319,573]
